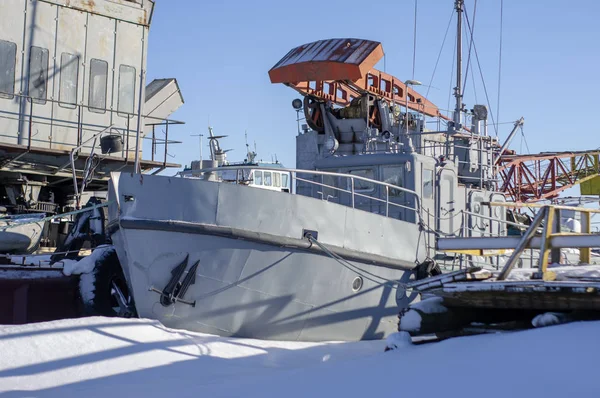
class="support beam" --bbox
[497,207,547,281]
[581,212,592,264]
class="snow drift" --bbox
[1,317,600,397]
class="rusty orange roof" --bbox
[269,39,383,83]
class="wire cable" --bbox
[496,0,504,138]
[426,8,454,99]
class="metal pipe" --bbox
[497,207,547,281]
[438,233,600,251]
[133,27,146,174]
[494,117,524,165]
[351,178,355,208]
[386,186,389,217]
[27,99,33,150]
[70,125,114,208]
[163,121,168,168]
[453,0,463,129]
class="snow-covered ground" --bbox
[1,317,599,397]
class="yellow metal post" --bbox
[580,211,592,264]
[537,206,554,279]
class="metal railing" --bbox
[178,165,424,224]
[0,93,184,169]
[437,202,600,272]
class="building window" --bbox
[423,168,433,199]
[118,65,136,116]
[59,53,79,109]
[0,40,17,99]
[28,46,49,104]
[88,59,108,113]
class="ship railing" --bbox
[438,203,600,272]
[0,92,184,168]
[182,165,425,225]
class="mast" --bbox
[453,0,464,131]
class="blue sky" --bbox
[145,0,600,172]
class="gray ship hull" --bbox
[108,172,426,341]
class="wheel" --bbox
[81,246,136,318]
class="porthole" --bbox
[352,276,363,292]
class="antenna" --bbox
[190,133,204,161]
[453,0,464,132]
[243,130,257,164]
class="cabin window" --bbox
[274,172,281,188]
[28,46,49,104]
[282,173,289,188]
[347,169,375,192]
[118,65,136,116]
[89,59,108,113]
[264,171,272,186]
[59,53,79,109]
[423,168,434,199]
[382,166,404,197]
[253,170,263,185]
[0,40,17,99]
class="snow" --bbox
[62,245,115,304]
[0,269,64,279]
[385,331,412,350]
[532,312,568,328]
[506,264,600,282]
[9,254,53,267]
[398,310,422,332]
[410,296,447,314]
[399,297,448,332]
[2,317,600,397]
[62,245,113,276]
[79,273,96,304]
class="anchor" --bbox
[150,254,199,307]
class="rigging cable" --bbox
[412,0,418,80]
[463,9,498,135]
[496,0,504,138]
[520,125,531,153]
[470,52,478,104]
[426,9,454,99]
[447,33,457,118]
[462,0,477,95]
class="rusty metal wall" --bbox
[0,0,151,156]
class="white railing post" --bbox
[351,178,355,209]
[386,186,389,217]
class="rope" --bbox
[496,0,504,138]
[426,9,454,99]
[305,234,412,291]
[0,201,113,230]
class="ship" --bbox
[104,0,599,341]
